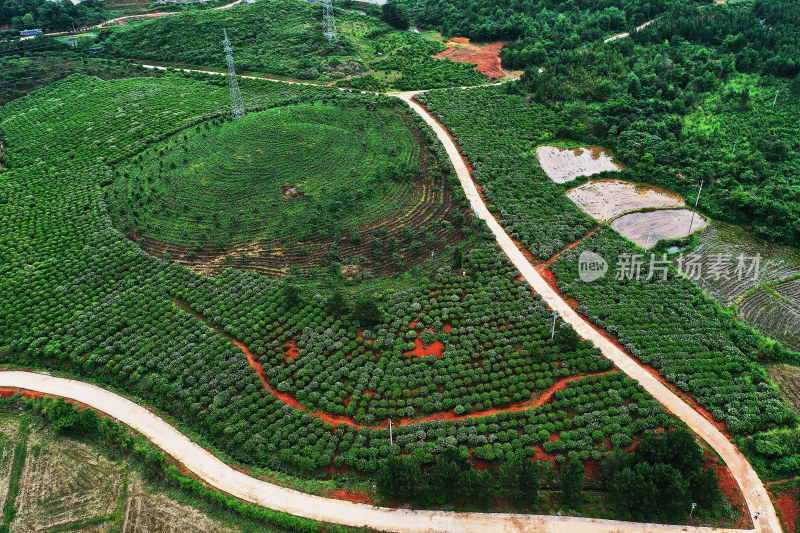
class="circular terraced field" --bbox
[109,103,428,246]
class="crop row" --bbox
[1,74,673,480]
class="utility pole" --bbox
[222,29,246,118]
[772,89,780,108]
[389,418,393,446]
[551,310,559,339]
[687,178,704,235]
[322,0,337,43]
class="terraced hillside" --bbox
[1,73,469,278]
[107,101,468,276]
[0,72,738,522]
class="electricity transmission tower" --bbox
[322,0,337,43]
[222,29,246,118]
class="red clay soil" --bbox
[433,37,511,79]
[0,387,44,400]
[284,338,301,360]
[233,326,612,429]
[325,489,374,505]
[716,460,752,529]
[396,371,618,425]
[584,459,600,479]
[538,226,601,269]
[355,329,374,345]
[509,236,537,263]
[533,445,556,467]
[770,486,799,533]
[406,337,444,358]
[0,387,109,419]
[468,449,491,470]
[405,322,447,358]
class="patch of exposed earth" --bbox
[434,37,521,80]
[610,208,707,248]
[536,145,621,183]
[566,179,685,221]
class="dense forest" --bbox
[0,0,104,32]
[393,0,698,64]
[515,0,800,248]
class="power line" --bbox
[222,29,246,118]
[322,0,337,43]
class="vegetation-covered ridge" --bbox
[0,73,684,520]
[0,72,477,277]
[109,102,435,245]
[98,0,488,90]
[0,48,157,106]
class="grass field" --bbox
[0,411,296,532]
[109,103,424,246]
[99,0,488,90]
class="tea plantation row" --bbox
[0,74,674,488]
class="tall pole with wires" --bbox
[322,0,337,43]
[687,178,704,235]
[223,29,246,119]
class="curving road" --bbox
[0,69,779,533]
[392,92,780,533]
[0,371,751,533]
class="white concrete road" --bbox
[395,93,779,533]
[0,371,753,533]
[0,67,779,533]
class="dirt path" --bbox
[44,0,243,36]
[136,64,514,92]
[395,93,779,533]
[603,18,657,43]
[76,64,776,531]
[0,372,752,533]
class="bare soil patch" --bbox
[0,416,21,521]
[120,475,236,533]
[12,431,120,532]
[433,37,519,79]
[566,179,684,221]
[536,146,621,183]
[610,208,707,248]
[282,185,303,200]
[770,484,799,533]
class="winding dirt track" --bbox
[392,92,779,533]
[0,71,779,532]
[0,371,753,533]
